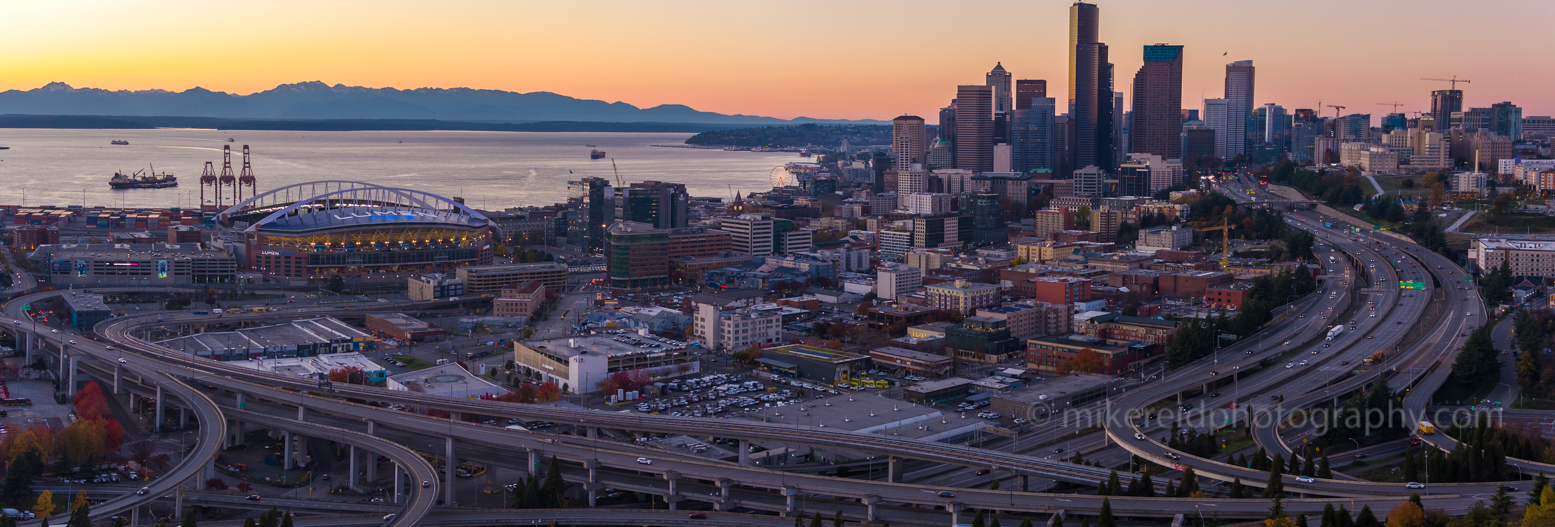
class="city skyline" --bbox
[3,0,1554,122]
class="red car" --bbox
[689,513,708,519]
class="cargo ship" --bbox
[110,139,129,145]
[590,149,606,159]
[109,167,178,189]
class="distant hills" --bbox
[0,82,885,128]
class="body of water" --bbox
[0,129,800,210]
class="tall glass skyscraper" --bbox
[1130,44,1184,159]
[1068,2,1113,174]
[1012,97,1057,175]
[1223,60,1256,160]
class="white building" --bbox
[1505,159,1555,185]
[1073,166,1107,198]
[904,193,955,215]
[1470,236,1555,278]
[1136,225,1193,252]
[876,263,922,300]
[513,333,699,393]
[1456,172,1488,198]
[1120,153,1184,192]
[721,214,775,256]
[712,308,783,352]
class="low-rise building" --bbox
[901,377,977,405]
[1470,236,1555,278]
[153,316,374,361]
[37,242,236,286]
[868,346,954,378]
[407,273,464,301]
[867,303,940,330]
[1027,276,1092,305]
[924,279,1001,315]
[494,280,546,318]
[1136,226,1193,252]
[877,263,922,300]
[1025,335,1158,374]
[978,301,1070,338]
[365,313,446,342]
[63,291,111,331]
[989,373,1115,420]
[388,362,507,399]
[757,345,869,385]
[1075,313,1178,346]
[1205,281,1255,310]
[458,262,568,295]
[513,334,698,394]
[944,316,1022,364]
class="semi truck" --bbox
[1326,325,1345,340]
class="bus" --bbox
[1418,421,1435,434]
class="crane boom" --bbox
[610,158,624,187]
[1377,102,1405,113]
[1199,216,1233,267]
[1421,76,1471,90]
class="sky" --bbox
[3,0,1552,122]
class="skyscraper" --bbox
[1431,90,1463,131]
[1068,2,1113,174]
[1130,44,1183,158]
[939,101,958,167]
[1012,97,1057,175]
[1203,98,1229,159]
[955,85,995,173]
[892,115,927,172]
[567,177,614,250]
[1488,102,1523,139]
[1223,60,1256,160]
[987,63,1013,115]
[1015,80,1048,110]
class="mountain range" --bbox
[0,81,882,126]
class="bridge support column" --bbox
[154,385,165,433]
[444,437,456,505]
[738,439,750,466]
[130,394,140,413]
[586,426,597,439]
[179,407,188,428]
[663,471,681,510]
[887,456,902,483]
[863,495,881,523]
[130,505,139,526]
[1020,474,1030,492]
[175,488,183,518]
[585,460,600,507]
[394,466,404,504]
[349,445,359,489]
[365,421,378,481]
[57,346,67,384]
[235,391,245,408]
[1048,510,1066,527]
[714,478,732,511]
[298,406,307,421]
[528,449,541,477]
[782,486,799,517]
[113,365,121,394]
[949,503,965,526]
[1171,513,1186,527]
[283,431,295,470]
[67,355,80,394]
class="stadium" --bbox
[218,181,495,281]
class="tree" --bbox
[1263,456,1285,498]
[1321,504,1336,527]
[326,274,345,294]
[1383,502,1421,527]
[206,478,227,491]
[1490,484,1515,525]
[542,456,566,507]
[833,509,846,527]
[1317,455,1332,479]
[1230,478,1247,499]
[1268,493,1286,520]
[1532,472,1550,506]
[972,510,986,527]
[810,512,823,527]
[180,510,199,527]
[1354,505,1380,527]
[1098,499,1116,527]
[32,490,54,519]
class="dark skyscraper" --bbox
[1012,97,1056,175]
[1068,2,1113,174]
[1015,80,1047,110]
[1431,90,1463,131]
[954,85,994,172]
[1130,44,1183,159]
[1223,60,1255,159]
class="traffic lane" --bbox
[1489,315,1519,405]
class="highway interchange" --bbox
[3,180,1551,525]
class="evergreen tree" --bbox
[1321,504,1336,527]
[1020,519,1035,527]
[1402,449,1418,482]
[179,510,198,527]
[543,456,567,507]
[1138,473,1154,497]
[1268,494,1285,520]
[1164,480,1176,498]
[1317,455,1332,479]
[1288,453,1301,475]
[257,508,280,527]
[972,510,986,527]
[243,520,256,527]
[1296,514,1309,527]
[1490,485,1514,524]
[1263,460,1285,499]
[1098,499,1116,527]
[1336,505,1353,527]
[1051,514,1062,527]
[278,513,293,527]
[1532,472,1550,506]
[834,509,846,527]
[1408,493,1422,511]
[1229,478,1246,499]
[1353,505,1379,527]
[1125,477,1140,497]
[1105,470,1120,496]
[809,512,823,527]
[990,516,1002,527]
[1179,467,1198,497]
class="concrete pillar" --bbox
[1048,511,1067,527]
[444,437,455,505]
[1172,513,1186,527]
[950,503,965,526]
[366,421,379,481]
[113,365,121,394]
[738,439,750,466]
[585,460,600,507]
[586,426,597,439]
[887,456,902,483]
[175,488,183,518]
[1020,474,1030,492]
[57,346,66,382]
[235,391,245,409]
[283,431,295,470]
[66,355,79,394]
[664,471,680,511]
[130,394,140,413]
[179,407,188,428]
[130,505,139,526]
[297,405,307,421]
[782,486,799,517]
[863,495,881,523]
[715,478,733,511]
[349,445,359,489]
[394,466,404,504]
[528,449,541,477]
[154,385,165,433]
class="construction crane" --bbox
[1421,76,1471,90]
[610,158,624,187]
[1199,216,1234,267]
[1326,105,1346,120]
[1377,102,1406,113]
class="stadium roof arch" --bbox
[226,183,491,234]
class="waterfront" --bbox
[0,129,799,209]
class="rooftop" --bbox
[461,262,568,273]
[996,373,1114,404]
[227,352,386,379]
[903,377,977,394]
[61,291,110,313]
[523,333,690,359]
[764,344,867,364]
[869,346,953,363]
[42,242,227,260]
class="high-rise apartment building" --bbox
[1012,97,1057,175]
[604,221,670,290]
[987,63,1013,115]
[1203,98,1229,159]
[955,85,995,172]
[1488,102,1523,138]
[615,181,688,230]
[1069,2,1114,174]
[1073,165,1107,198]
[1182,121,1216,162]
[1130,44,1184,159]
[1015,80,1047,110]
[719,213,775,257]
[1223,60,1256,159]
[892,115,927,172]
[566,176,614,250]
[1431,89,1463,131]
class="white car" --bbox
[1299,360,1309,366]
[637,457,653,465]
[1406,482,1426,489]
[1285,363,1294,369]
[118,358,127,364]
[1296,476,1315,483]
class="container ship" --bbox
[109,167,178,189]
[590,149,606,159]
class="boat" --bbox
[590,149,607,160]
[0,146,9,150]
[227,138,235,142]
[109,166,178,189]
[110,140,129,145]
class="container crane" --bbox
[1421,76,1471,90]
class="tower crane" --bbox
[610,158,624,187]
[1326,105,1346,120]
[1421,76,1471,90]
[1377,102,1406,113]
[1199,216,1234,267]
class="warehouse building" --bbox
[153,316,374,361]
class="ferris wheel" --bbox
[769,166,797,187]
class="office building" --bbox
[456,262,569,295]
[1181,121,1216,162]
[494,281,546,318]
[925,279,1002,315]
[1032,210,1076,239]
[1069,1,1114,173]
[1073,165,1107,198]
[961,192,1008,244]
[1488,102,1523,139]
[566,176,614,250]
[1470,236,1555,279]
[1117,153,1182,194]
[1130,44,1184,159]
[604,221,670,290]
[1223,60,1255,159]
[1089,207,1122,243]
[1012,98,1057,176]
[876,263,922,300]
[912,215,961,249]
[1203,98,1229,159]
[1137,225,1192,252]
[955,85,995,172]
[904,193,954,215]
[938,102,957,167]
[1015,80,1047,110]
[720,213,776,256]
[1025,336,1156,375]
[1337,114,1370,143]
[945,316,1023,364]
[615,181,688,230]
[1431,89,1463,132]
[514,335,697,394]
[892,115,927,172]
[987,63,1013,114]
[366,313,446,342]
[407,273,463,301]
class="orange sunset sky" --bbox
[4,0,1552,122]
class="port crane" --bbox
[1421,76,1471,90]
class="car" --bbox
[1228,403,1238,408]
[1283,340,1291,345]
[1500,485,1519,492]
[689,513,708,519]
[1052,448,1064,454]
[975,469,991,476]
[69,340,76,344]
[938,491,956,498]
[1354,453,1368,459]
[321,474,330,481]
[136,487,150,495]
[1467,312,1473,316]
[51,329,58,333]
[1134,432,1146,441]
[1368,335,1374,339]
[245,495,262,501]
[1406,482,1426,489]
[1296,476,1315,483]
[422,481,432,488]
[1311,350,1319,355]
[382,514,397,522]
[1209,370,1219,376]
[1286,363,1294,368]
[637,457,653,465]
[1209,392,1219,397]
[118,358,127,363]
[1340,361,1349,365]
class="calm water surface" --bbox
[0,129,797,209]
